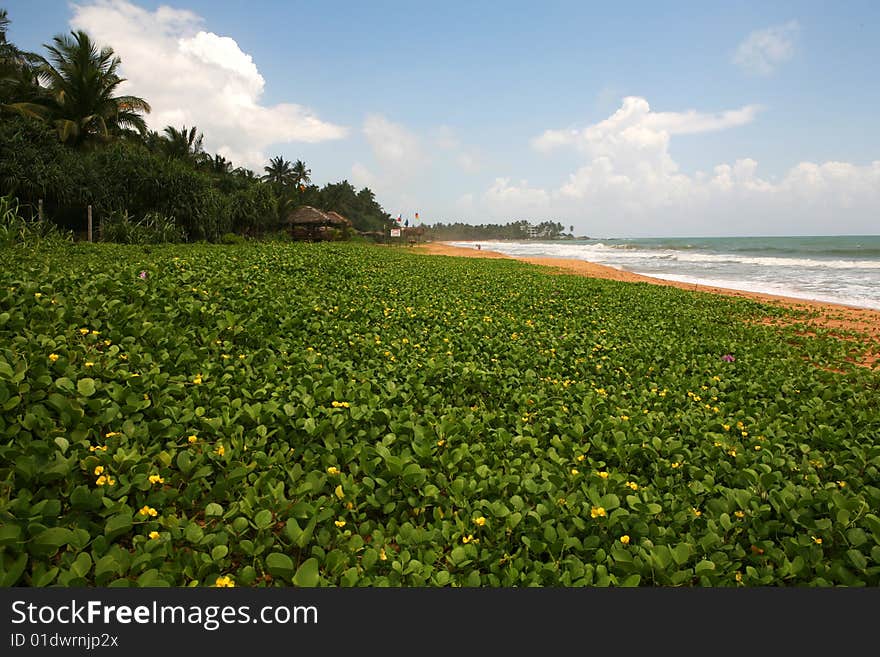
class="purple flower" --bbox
[138,271,148,279]
[721,354,735,362]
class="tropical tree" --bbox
[203,153,232,175]
[0,9,42,108]
[292,159,311,189]
[262,156,295,187]
[161,125,204,162]
[21,30,150,147]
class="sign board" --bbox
[390,229,401,237]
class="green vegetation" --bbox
[0,9,394,241]
[1,241,878,587]
[424,220,573,241]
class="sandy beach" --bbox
[414,241,880,368]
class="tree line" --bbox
[422,220,573,241]
[0,10,394,242]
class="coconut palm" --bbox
[162,125,204,162]
[0,9,42,108]
[292,159,311,189]
[262,156,295,187]
[23,30,150,147]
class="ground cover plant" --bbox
[1,241,878,587]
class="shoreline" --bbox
[412,241,880,367]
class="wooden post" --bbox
[38,199,43,222]
[87,205,93,243]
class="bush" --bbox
[220,232,246,245]
[0,194,72,247]
[100,210,186,244]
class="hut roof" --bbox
[324,211,353,227]
[286,205,333,225]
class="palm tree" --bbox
[262,156,295,187]
[204,153,232,175]
[161,125,204,162]
[0,9,42,108]
[23,30,150,147]
[292,159,311,189]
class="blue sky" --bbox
[6,0,880,236]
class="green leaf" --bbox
[292,557,320,587]
[619,573,641,587]
[104,514,133,541]
[266,552,295,580]
[205,503,224,518]
[77,378,97,397]
[29,527,74,555]
[254,509,273,530]
[694,560,716,575]
[212,545,229,561]
[0,524,22,547]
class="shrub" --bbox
[100,210,186,244]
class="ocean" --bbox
[447,235,880,310]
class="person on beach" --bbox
[477,244,481,251]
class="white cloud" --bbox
[533,96,761,153]
[70,0,347,169]
[362,114,425,172]
[733,21,800,75]
[478,96,880,236]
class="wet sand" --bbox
[413,241,880,368]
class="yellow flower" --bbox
[837,481,846,488]
[462,534,474,544]
[620,535,630,545]
[379,548,387,561]
[812,536,823,545]
[576,454,585,462]
[94,465,104,476]
[590,506,606,519]
[327,466,340,475]
[148,474,164,485]
[34,292,42,298]
[734,510,745,518]
[334,520,346,528]
[692,507,702,517]
[79,328,90,335]
[138,505,158,517]
[335,485,344,499]
[215,576,235,588]
[148,531,160,540]
[188,435,197,443]
[754,445,762,450]
[49,353,59,362]
[215,444,225,457]
[736,421,744,430]
[741,431,748,437]
[722,424,730,431]
[91,330,99,335]
[626,481,639,491]
[619,415,629,421]
[735,572,743,583]
[597,471,609,479]
[474,516,486,527]
[105,432,121,438]
[671,461,681,469]
[570,468,579,476]
[192,374,202,384]
[331,401,350,408]
[95,475,108,486]
[436,439,445,447]
[85,361,94,367]
[728,449,737,457]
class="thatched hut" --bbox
[285,206,352,241]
